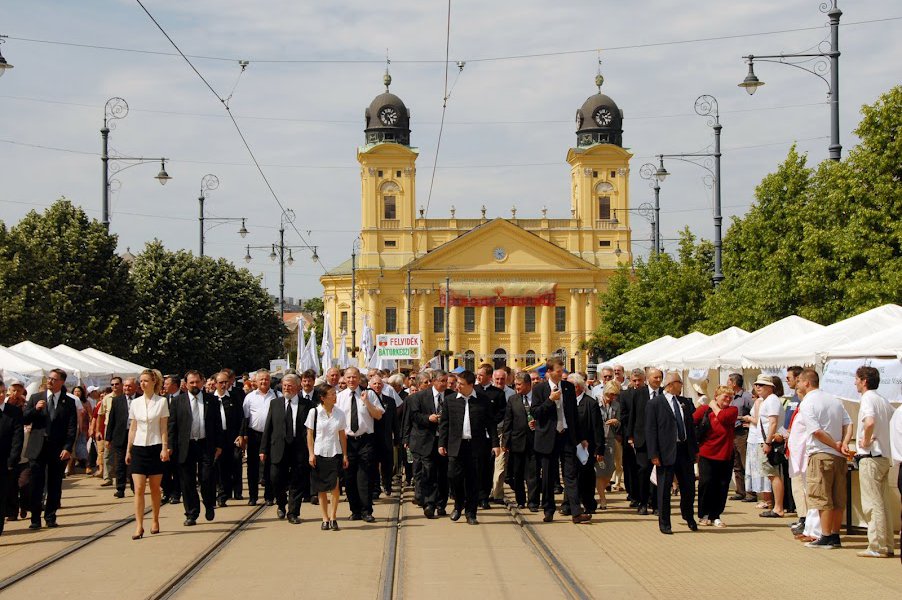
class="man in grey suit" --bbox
[23,368,77,529]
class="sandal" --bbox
[759,510,784,518]
[755,502,771,509]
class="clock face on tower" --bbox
[379,107,399,126]
[493,247,507,262]
[593,107,613,126]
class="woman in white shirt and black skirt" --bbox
[126,369,170,539]
[305,383,348,531]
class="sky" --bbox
[1,1,899,301]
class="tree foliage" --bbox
[301,297,325,345]
[128,241,283,375]
[0,199,135,355]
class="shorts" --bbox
[761,454,782,478]
[805,453,847,511]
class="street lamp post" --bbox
[739,0,842,161]
[197,174,248,257]
[244,208,318,323]
[350,237,362,357]
[612,202,656,255]
[654,94,724,286]
[638,163,665,255]
[101,97,172,232]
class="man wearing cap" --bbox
[646,371,698,534]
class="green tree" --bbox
[128,241,283,375]
[0,198,135,355]
[301,297,325,345]
[590,228,714,358]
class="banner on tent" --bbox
[376,335,421,360]
[822,358,902,402]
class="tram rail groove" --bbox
[147,504,266,600]
[0,509,149,592]
[504,500,592,600]
[379,489,404,600]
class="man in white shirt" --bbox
[242,369,278,506]
[336,367,384,522]
[796,369,852,549]
[853,366,895,558]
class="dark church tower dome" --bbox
[364,71,411,146]
[575,74,623,148]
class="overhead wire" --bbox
[423,0,454,219]
[134,0,327,273]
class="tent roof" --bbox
[0,345,57,380]
[10,341,115,378]
[820,323,902,360]
[660,327,749,371]
[606,335,677,369]
[743,304,902,369]
[81,348,147,375]
[682,315,824,370]
[53,345,124,372]
[612,333,708,370]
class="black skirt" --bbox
[311,455,342,494]
[130,444,164,476]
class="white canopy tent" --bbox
[53,344,125,375]
[659,327,749,371]
[742,304,902,369]
[81,347,146,377]
[819,323,902,361]
[0,345,57,387]
[605,335,676,370]
[684,315,824,371]
[10,341,115,387]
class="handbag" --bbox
[695,407,713,442]
[760,421,786,466]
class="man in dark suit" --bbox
[501,372,540,510]
[260,373,311,524]
[573,374,604,514]
[169,370,224,526]
[628,367,662,515]
[161,375,182,504]
[213,372,244,507]
[402,371,433,505]
[645,371,698,535]
[369,374,400,498]
[476,364,506,508]
[105,377,138,498]
[439,369,500,525]
[407,370,449,518]
[531,358,591,524]
[23,368,77,529]
[618,369,645,506]
[0,389,25,536]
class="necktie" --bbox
[554,385,565,433]
[670,396,686,442]
[48,392,56,419]
[192,396,201,439]
[350,391,359,434]
[436,393,443,414]
[285,399,294,443]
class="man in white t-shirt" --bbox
[796,369,852,549]
[853,366,895,558]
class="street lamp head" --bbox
[287,249,295,266]
[0,47,13,78]
[269,245,277,262]
[311,247,320,263]
[244,246,252,263]
[610,210,619,225]
[154,160,172,185]
[655,157,669,182]
[238,219,248,238]
[614,242,622,257]
[738,58,764,95]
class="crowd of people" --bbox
[1,360,900,559]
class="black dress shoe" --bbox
[362,514,376,523]
[554,486,564,494]
[479,500,490,510]
[560,507,572,516]
[659,526,673,535]
[170,497,181,504]
[653,509,659,516]
[161,496,171,505]
[638,506,649,516]
[184,518,197,526]
[528,505,540,513]
[217,499,227,508]
[543,513,554,522]
[466,516,479,525]
[321,521,330,531]
[247,499,257,506]
[311,497,319,505]
[437,507,447,517]
[424,505,436,519]
[277,508,287,520]
[629,500,640,508]
[28,522,41,530]
[205,508,215,521]
[288,515,300,524]
[450,509,462,521]
[687,520,698,531]
[45,519,58,528]
[113,491,125,499]
[516,504,526,509]
[490,498,505,505]
[233,495,244,501]
[349,513,362,521]
[265,499,275,506]
[330,520,339,531]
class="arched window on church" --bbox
[525,350,537,367]
[381,181,401,220]
[595,181,615,221]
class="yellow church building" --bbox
[321,73,634,373]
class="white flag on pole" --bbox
[338,332,350,368]
[320,311,334,371]
[296,317,307,371]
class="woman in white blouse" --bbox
[305,383,348,531]
[126,369,170,539]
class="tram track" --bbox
[378,488,405,600]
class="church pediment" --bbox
[405,218,599,273]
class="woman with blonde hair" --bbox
[126,368,169,539]
[693,385,739,527]
[594,380,621,510]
